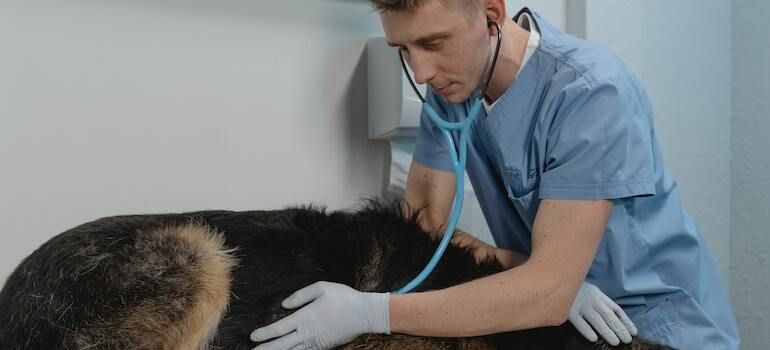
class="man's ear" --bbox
[483,0,507,30]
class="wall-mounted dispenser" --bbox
[366,37,425,140]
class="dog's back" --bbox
[0,202,674,350]
[202,203,506,349]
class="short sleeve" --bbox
[539,77,657,200]
[412,90,454,172]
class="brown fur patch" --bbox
[162,223,236,350]
[67,223,236,350]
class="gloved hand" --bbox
[250,281,390,350]
[569,281,638,345]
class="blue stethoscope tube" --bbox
[394,19,503,295]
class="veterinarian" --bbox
[251,1,740,349]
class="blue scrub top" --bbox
[413,8,740,349]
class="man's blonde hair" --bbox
[369,0,424,11]
[370,0,479,17]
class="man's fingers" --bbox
[584,309,620,346]
[283,282,326,309]
[597,302,632,344]
[571,315,599,342]
[251,313,299,342]
[253,331,304,350]
[607,301,638,336]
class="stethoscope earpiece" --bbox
[481,19,503,102]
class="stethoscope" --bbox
[394,19,503,294]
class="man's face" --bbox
[380,0,490,104]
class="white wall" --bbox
[731,0,770,347]
[0,0,389,282]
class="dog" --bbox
[0,200,674,349]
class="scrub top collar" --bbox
[482,27,545,125]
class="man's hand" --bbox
[451,231,497,264]
[569,282,638,345]
[250,282,389,350]
[452,231,527,269]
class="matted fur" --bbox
[0,200,674,350]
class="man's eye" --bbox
[423,42,442,50]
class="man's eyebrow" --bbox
[387,32,451,47]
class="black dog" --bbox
[0,200,673,349]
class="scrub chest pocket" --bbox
[503,167,540,222]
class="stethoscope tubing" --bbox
[395,20,502,294]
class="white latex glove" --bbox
[569,282,638,345]
[250,281,390,350]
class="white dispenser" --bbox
[366,37,426,140]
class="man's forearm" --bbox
[388,262,575,337]
[389,199,610,339]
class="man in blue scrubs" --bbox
[251,1,740,349]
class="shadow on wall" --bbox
[335,45,391,198]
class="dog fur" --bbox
[0,200,674,349]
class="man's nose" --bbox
[407,51,436,85]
